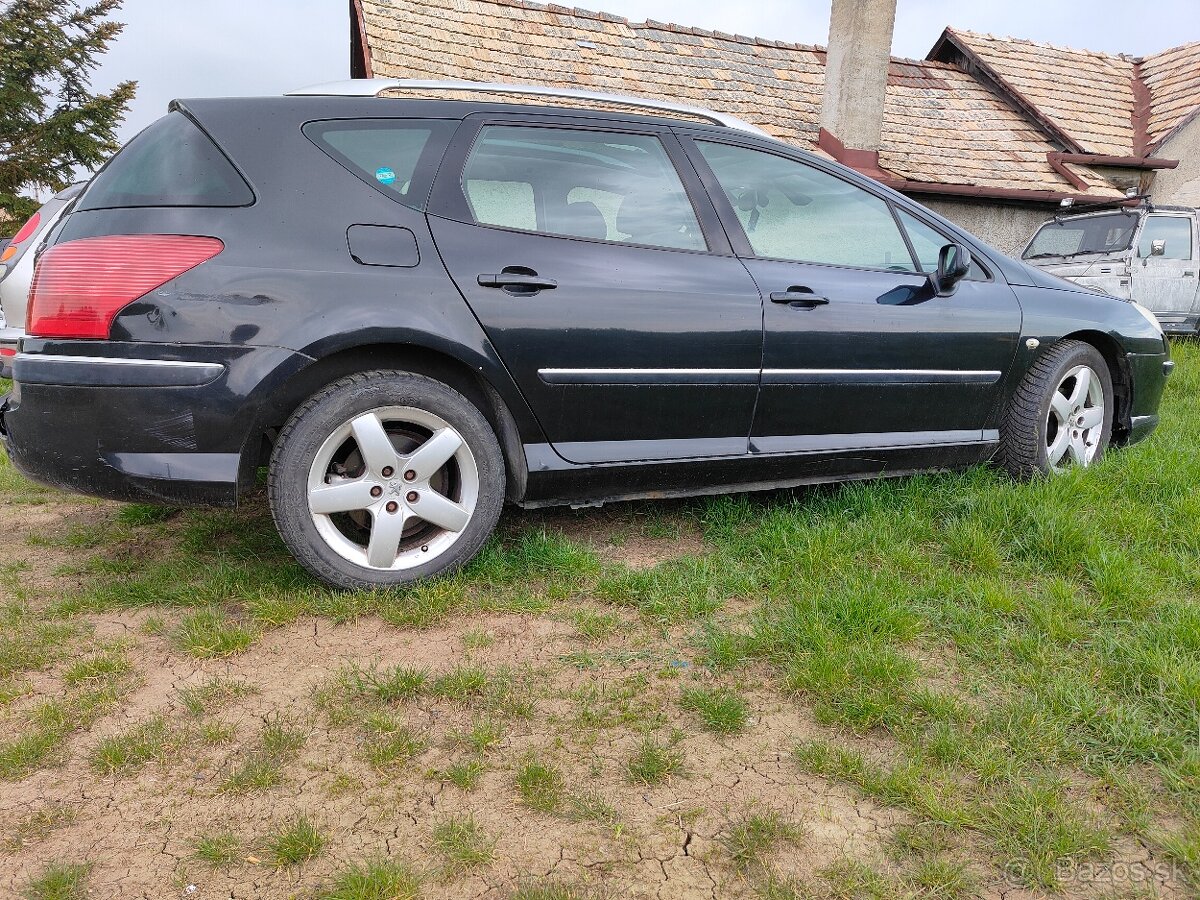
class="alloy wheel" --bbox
[1045,364,1105,471]
[306,406,479,570]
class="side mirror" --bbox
[933,242,971,296]
[1151,239,1166,257]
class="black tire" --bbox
[998,339,1114,478]
[268,370,505,590]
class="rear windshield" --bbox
[77,111,253,210]
[1023,212,1138,260]
[303,119,455,209]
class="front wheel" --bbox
[269,371,505,590]
[998,340,1113,478]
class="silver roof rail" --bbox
[286,78,773,138]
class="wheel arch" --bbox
[1059,329,1133,443]
[244,342,535,502]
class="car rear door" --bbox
[682,135,1022,454]
[426,115,763,464]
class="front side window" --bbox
[1138,216,1194,259]
[305,119,455,208]
[1023,213,1138,260]
[696,141,915,270]
[460,126,706,252]
[896,209,988,281]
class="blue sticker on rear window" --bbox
[375,167,397,185]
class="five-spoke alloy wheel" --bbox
[270,371,504,590]
[1045,364,1105,471]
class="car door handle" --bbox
[770,288,830,306]
[477,270,558,292]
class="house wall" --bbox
[1152,115,1200,208]
[916,197,1051,256]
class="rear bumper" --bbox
[0,326,21,378]
[0,341,306,505]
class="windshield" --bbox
[1023,212,1138,260]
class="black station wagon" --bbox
[0,80,1172,590]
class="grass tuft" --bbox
[266,815,325,865]
[173,608,256,658]
[432,814,495,874]
[723,810,803,873]
[20,861,90,900]
[626,735,684,785]
[317,857,421,900]
[193,832,241,867]
[90,717,174,774]
[515,758,564,813]
[680,685,748,734]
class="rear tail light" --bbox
[1,211,39,262]
[27,234,223,339]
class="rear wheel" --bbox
[998,339,1113,478]
[269,371,504,590]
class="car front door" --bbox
[684,136,1022,454]
[427,117,763,464]
[1130,213,1198,323]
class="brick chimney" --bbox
[819,0,897,174]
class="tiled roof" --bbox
[936,29,1200,157]
[355,0,1122,198]
[1141,41,1200,150]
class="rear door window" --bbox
[78,111,253,210]
[458,125,706,252]
[305,119,455,209]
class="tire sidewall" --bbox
[1034,344,1114,471]
[269,372,505,590]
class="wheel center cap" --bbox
[387,481,404,497]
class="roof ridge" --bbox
[484,0,828,51]
[946,26,1135,63]
[949,26,1200,67]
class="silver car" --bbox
[0,184,85,376]
[1022,205,1200,335]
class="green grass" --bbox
[193,832,241,866]
[62,649,130,687]
[173,608,257,658]
[5,343,1200,890]
[515,758,564,813]
[680,685,748,734]
[511,882,605,900]
[178,677,256,716]
[356,665,428,703]
[432,814,495,873]
[723,810,804,873]
[626,735,684,785]
[90,717,175,774]
[221,718,306,793]
[317,857,421,900]
[266,815,325,865]
[362,714,425,769]
[3,805,75,853]
[20,862,89,900]
[433,758,485,791]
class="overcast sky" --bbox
[93,0,1199,145]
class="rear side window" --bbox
[459,125,706,252]
[77,111,253,210]
[304,119,455,209]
